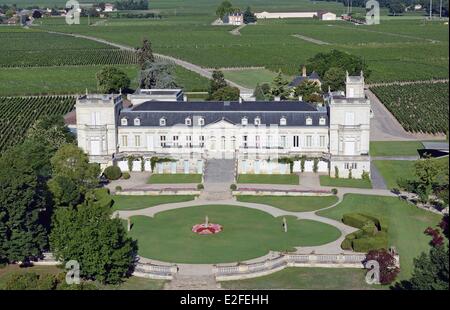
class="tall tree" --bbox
[414,157,441,202]
[50,191,137,284]
[210,86,240,101]
[0,145,47,263]
[323,67,346,92]
[293,80,322,102]
[96,66,130,93]
[136,38,155,69]
[48,144,100,207]
[139,60,178,89]
[208,69,228,99]
[253,83,266,100]
[270,70,290,100]
[216,0,234,19]
[243,6,257,24]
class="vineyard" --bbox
[0,49,138,67]
[371,82,449,134]
[0,96,75,153]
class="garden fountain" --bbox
[192,215,223,235]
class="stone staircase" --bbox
[200,159,236,201]
[164,275,222,290]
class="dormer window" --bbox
[121,118,128,126]
[134,118,140,126]
[280,117,287,126]
[185,117,192,126]
[159,117,166,126]
[254,117,261,126]
[319,117,326,125]
[198,117,205,126]
[241,117,248,126]
[306,117,313,126]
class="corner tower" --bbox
[328,72,371,179]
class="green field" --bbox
[221,267,384,290]
[35,15,449,83]
[147,173,202,184]
[370,141,424,156]
[0,96,75,152]
[128,205,341,263]
[318,194,441,279]
[237,174,299,185]
[319,176,372,189]
[111,195,196,211]
[236,195,338,212]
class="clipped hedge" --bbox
[342,212,387,232]
[104,166,122,180]
[352,232,388,252]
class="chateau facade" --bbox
[73,72,371,178]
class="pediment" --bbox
[205,118,236,129]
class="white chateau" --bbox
[71,72,371,178]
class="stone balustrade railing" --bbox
[213,253,371,281]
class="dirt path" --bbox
[44,30,253,93]
[291,34,330,45]
[230,24,246,35]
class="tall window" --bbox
[293,135,299,148]
[199,136,205,148]
[91,112,101,126]
[186,135,192,147]
[135,135,141,147]
[255,135,260,148]
[243,135,248,148]
[160,135,166,147]
[267,135,272,148]
[306,135,312,147]
[121,135,128,147]
[173,135,179,147]
[320,135,325,147]
[345,163,357,170]
[280,135,286,148]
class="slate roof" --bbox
[289,71,321,87]
[119,100,328,127]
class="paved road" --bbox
[45,31,253,93]
[366,88,416,141]
[370,162,387,190]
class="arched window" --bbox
[159,117,166,126]
[306,117,313,126]
[121,118,128,126]
[134,118,140,126]
[280,117,287,126]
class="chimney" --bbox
[274,96,281,101]
[302,65,307,77]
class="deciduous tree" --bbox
[96,66,130,93]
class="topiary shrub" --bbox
[115,185,123,191]
[230,184,237,191]
[341,238,353,250]
[342,213,373,229]
[362,170,370,181]
[122,172,130,179]
[334,166,339,178]
[362,222,378,236]
[197,184,204,190]
[348,169,352,179]
[104,166,122,180]
[331,188,338,195]
[313,158,319,173]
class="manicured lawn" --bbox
[374,157,448,189]
[373,160,416,189]
[221,267,385,290]
[237,174,299,185]
[319,176,372,189]
[127,205,341,264]
[370,141,423,156]
[236,195,339,212]
[318,194,441,279]
[111,195,196,211]
[147,174,202,184]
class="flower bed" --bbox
[192,223,223,235]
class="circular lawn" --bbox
[127,205,341,264]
